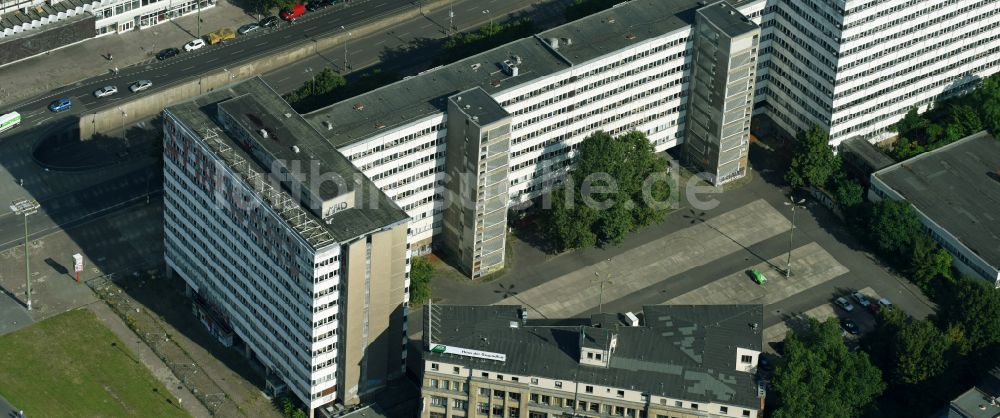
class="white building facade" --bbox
[1,0,213,38]
[755,0,1000,146]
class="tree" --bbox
[541,131,670,251]
[786,126,841,189]
[565,0,623,22]
[868,199,922,257]
[772,318,885,418]
[408,256,434,305]
[936,275,1000,353]
[891,319,951,385]
[831,174,864,210]
[889,108,928,141]
[909,234,953,289]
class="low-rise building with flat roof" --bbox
[869,131,1000,286]
[418,304,765,418]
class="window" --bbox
[742,411,751,417]
[430,379,439,388]
[617,390,625,398]
[530,394,539,403]
[741,355,753,363]
[596,353,602,360]
[587,352,594,359]
[479,388,491,397]
[675,401,682,407]
[512,377,519,382]
[498,375,504,380]
[590,402,600,412]
[509,407,520,417]
[510,392,520,401]
[555,381,562,389]
[720,406,729,414]
[585,386,594,394]
[431,363,439,371]
[477,402,489,414]
[482,372,489,378]
[442,381,450,390]
[454,366,461,374]
[454,399,468,410]
[430,396,447,407]
[530,378,538,384]
[495,390,505,399]
[691,403,699,410]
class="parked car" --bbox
[280,3,306,20]
[206,27,236,45]
[156,47,180,60]
[878,298,894,310]
[840,318,860,335]
[834,297,855,312]
[260,16,280,28]
[749,269,767,285]
[184,38,206,51]
[93,85,118,98]
[851,291,871,308]
[48,98,72,112]
[238,23,260,34]
[129,80,153,93]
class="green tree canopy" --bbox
[786,126,841,189]
[910,234,953,290]
[936,275,1000,353]
[869,199,922,257]
[772,318,885,418]
[891,319,952,385]
[408,256,434,305]
[542,130,671,251]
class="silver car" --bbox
[93,85,118,98]
[238,23,260,35]
[129,80,153,93]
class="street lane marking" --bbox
[352,10,364,16]
[375,39,386,45]
[181,66,195,71]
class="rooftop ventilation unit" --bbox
[606,15,615,24]
[291,145,300,154]
[323,120,333,130]
[259,129,269,138]
[547,38,559,49]
[561,37,572,46]
[501,55,522,76]
[353,102,364,111]
[283,112,292,118]
[471,63,482,70]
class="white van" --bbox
[0,111,21,133]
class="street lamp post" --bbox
[10,199,40,311]
[482,9,493,33]
[118,107,128,148]
[305,67,314,95]
[341,26,352,71]
[784,197,806,277]
[448,2,454,35]
[592,258,613,313]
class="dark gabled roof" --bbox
[424,304,764,408]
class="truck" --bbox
[0,111,21,133]
[280,3,305,20]
[206,27,236,45]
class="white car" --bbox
[184,39,206,51]
[93,85,118,98]
[129,80,153,93]
[851,291,871,308]
[834,297,855,312]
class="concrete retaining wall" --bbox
[80,0,452,139]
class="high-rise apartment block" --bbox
[754,0,1000,145]
[163,78,410,414]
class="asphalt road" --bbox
[5,0,415,127]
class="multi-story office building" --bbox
[163,77,410,415]
[418,304,765,418]
[1,0,211,37]
[304,0,768,277]
[683,1,760,184]
[755,0,1000,145]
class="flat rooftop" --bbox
[304,0,741,148]
[697,0,759,38]
[165,77,408,246]
[873,131,1000,271]
[424,304,764,409]
[451,86,510,126]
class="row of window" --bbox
[840,0,994,59]
[346,122,445,160]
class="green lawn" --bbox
[0,308,190,418]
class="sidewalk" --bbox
[87,301,212,418]
[0,0,256,108]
